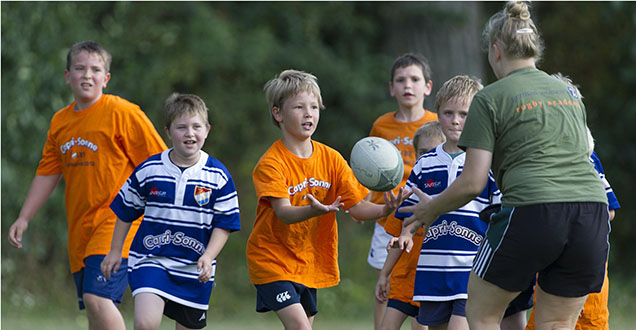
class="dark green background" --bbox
[2,1,635,320]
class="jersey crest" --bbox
[194,186,212,206]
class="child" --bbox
[376,121,445,330]
[393,75,502,330]
[7,41,167,330]
[524,74,621,330]
[365,53,438,329]
[101,93,240,330]
[245,69,409,330]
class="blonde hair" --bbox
[264,69,325,127]
[434,75,483,113]
[164,93,209,129]
[66,41,112,72]
[483,1,544,61]
[413,121,445,152]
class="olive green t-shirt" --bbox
[458,67,606,206]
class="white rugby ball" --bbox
[350,137,404,192]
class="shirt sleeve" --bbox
[36,120,62,176]
[110,167,146,222]
[211,167,241,231]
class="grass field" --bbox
[3,276,635,329]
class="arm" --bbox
[375,243,404,302]
[8,174,62,248]
[197,228,232,282]
[401,148,492,234]
[268,194,344,224]
[348,188,410,221]
[100,218,133,279]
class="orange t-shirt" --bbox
[369,110,438,227]
[36,94,167,273]
[246,139,369,288]
[384,216,425,306]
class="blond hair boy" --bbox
[246,69,408,329]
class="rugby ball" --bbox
[350,137,404,192]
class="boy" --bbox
[393,76,501,330]
[245,69,409,330]
[365,53,438,329]
[101,93,240,330]
[8,41,167,330]
[376,121,445,330]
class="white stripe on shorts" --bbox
[473,238,493,277]
[472,207,515,278]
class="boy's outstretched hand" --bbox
[381,187,411,217]
[306,194,343,213]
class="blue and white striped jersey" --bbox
[589,151,620,210]
[110,149,240,310]
[395,143,501,302]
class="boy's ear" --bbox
[64,70,70,85]
[271,106,282,123]
[389,82,395,97]
[164,126,171,140]
[423,80,433,97]
[102,72,111,89]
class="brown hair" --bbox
[390,53,432,83]
[66,41,112,72]
[164,93,209,129]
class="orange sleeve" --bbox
[36,113,64,176]
[116,103,167,166]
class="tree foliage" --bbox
[2,1,635,317]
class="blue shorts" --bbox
[255,281,318,316]
[72,255,128,310]
[417,299,466,326]
[387,299,419,317]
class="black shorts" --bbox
[473,202,610,297]
[503,280,535,318]
[387,298,419,317]
[161,297,207,329]
[255,281,318,316]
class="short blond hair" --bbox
[264,69,325,127]
[434,75,483,113]
[164,93,209,129]
[413,121,445,152]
